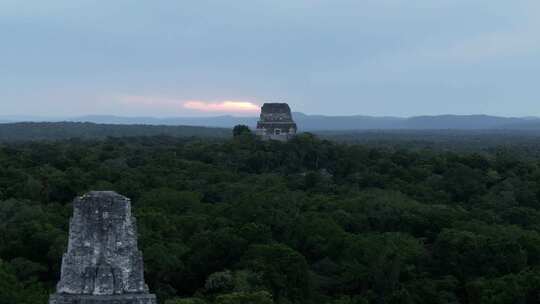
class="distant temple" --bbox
[256,103,297,141]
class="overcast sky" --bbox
[1,1,539,117]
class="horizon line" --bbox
[1,113,540,120]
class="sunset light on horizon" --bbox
[183,100,260,113]
[117,95,261,115]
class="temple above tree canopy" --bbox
[48,191,157,304]
[255,103,297,141]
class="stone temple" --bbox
[255,103,297,141]
[49,191,157,304]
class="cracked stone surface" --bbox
[49,191,157,304]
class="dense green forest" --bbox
[0,122,230,141]
[5,122,540,157]
[318,130,540,156]
[2,130,540,303]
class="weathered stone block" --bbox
[49,191,157,304]
[49,294,157,304]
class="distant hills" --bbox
[2,113,540,131]
[0,115,256,128]
[295,113,540,130]
[0,122,229,142]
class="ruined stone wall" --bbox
[49,191,156,304]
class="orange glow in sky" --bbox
[183,100,260,113]
[117,95,260,115]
